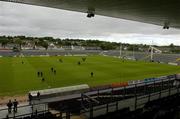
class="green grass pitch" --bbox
[0,55,179,96]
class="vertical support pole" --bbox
[111,88,113,101]
[162,79,164,90]
[123,86,126,99]
[148,93,151,102]
[81,93,84,109]
[106,103,109,114]
[97,89,99,99]
[13,111,15,119]
[159,80,163,99]
[116,101,118,111]
[153,80,156,93]
[168,78,171,96]
[148,83,151,102]
[134,84,137,96]
[31,103,34,115]
[60,111,62,119]
[89,103,93,119]
[119,44,122,58]
[135,84,137,110]
[150,46,153,61]
[45,103,48,113]
[66,111,70,119]
[81,93,84,102]
[144,83,147,95]
[177,82,180,94]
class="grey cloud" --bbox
[0,1,180,45]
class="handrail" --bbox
[0,75,178,119]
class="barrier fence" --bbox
[0,75,179,119]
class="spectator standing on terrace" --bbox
[13,99,18,113]
[7,100,12,113]
[28,93,33,104]
[37,92,40,100]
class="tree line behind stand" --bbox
[1,35,179,53]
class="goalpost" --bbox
[149,46,162,61]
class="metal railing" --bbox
[0,76,179,119]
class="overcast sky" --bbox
[0,1,180,46]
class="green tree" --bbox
[0,36,9,48]
[14,38,23,50]
[38,40,48,50]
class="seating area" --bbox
[13,112,58,119]
[93,94,180,119]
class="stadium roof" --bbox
[1,0,180,29]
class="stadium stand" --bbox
[0,50,179,65]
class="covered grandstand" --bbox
[0,50,179,65]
